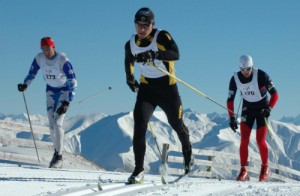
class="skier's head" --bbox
[239,55,253,77]
[40,37,55,59]
[134,7,155,25]
[239,55,253,69]
[41,37,55,49]
[134,8,155,39]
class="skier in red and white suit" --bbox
[227,55,278,182]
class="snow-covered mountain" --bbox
[1,109,299,177]
[280,114,300,125]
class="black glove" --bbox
[126,75,139,92]
[135,50,158,64]
[18,83,27,92]
[262,107,271,118]
[56,101,69,115]
[229,117,238,132]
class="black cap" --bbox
[134,7,155,24]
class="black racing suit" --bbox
[125,29,192,170]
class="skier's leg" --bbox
[46,91,55,147]
[256,117,269,181]
[128,86,156,183]
[48,91,67,168]
[237,111,255,181]
[159,85,192,170]
[239,110,255,166]
[256,117,269,165]
[239,122,251,166]
[46,91,59,167]
[53,113,66,156]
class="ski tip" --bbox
[125,180,144,185]
[161,176,168,185]
[97,183,102,191]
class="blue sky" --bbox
[1,0,299,120]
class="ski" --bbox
[162,173,188,184]
[98,180,160,191]
[98,176,145,191]
[98,181,130,191]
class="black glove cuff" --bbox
[62,101,70,107]
[151,50,159,60]
[126,74,135,84]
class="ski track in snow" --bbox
[0,163,300,196]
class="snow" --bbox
[1,163,300,196]
[0,111,300,195]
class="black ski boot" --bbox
[127,166,144,184]
[50,154,63,168]
[183,146,194,174]
[49,150,58,168]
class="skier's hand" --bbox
[56,101,69,115]
[229,117,238,132]
[135,50,158,64]
[262,107,271,118]
[126,75,139,92]
[18,83,27,92]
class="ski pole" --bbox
[21,92,41,165]
[236,95,242,118]
[265,118,282,181]
[71,87,112,107]
[148,122,162,158]
[148,122,169,182]
[233,95,243,133]
[148,61,234,115]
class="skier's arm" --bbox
[62,61,77,102]
[23,58,40,87]
[263,72,278,109]
[227,76,237,117]
[156,30,179,61]
[124,41,135,79]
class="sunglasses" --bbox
[240,67,252,73]
[41,47,52,52]
[135,22,151,29]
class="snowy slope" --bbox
[0,163,300,196]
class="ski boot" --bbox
[236,167,248,181]
[259,164,269,182]
[184,154,195,174]
[49,150,58,168]
[49,154,63,168]
[127,167,144,184]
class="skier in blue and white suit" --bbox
[18,37,77,168]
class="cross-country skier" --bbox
[124,7,193,184]
[18,37,77,168]
[227,55,278,181]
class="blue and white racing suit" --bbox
[23,52,77,155]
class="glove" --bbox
[17,83,27,92]
[126,75,140,92]
[135,50,158,64]
[56,101,69,115]
[229,117,238,132]
[262,107,271,118]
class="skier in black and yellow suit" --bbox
[124,7,192,183]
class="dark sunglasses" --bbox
[41,47,52,52]
[240,67,252,72]
[135,22,151,29]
